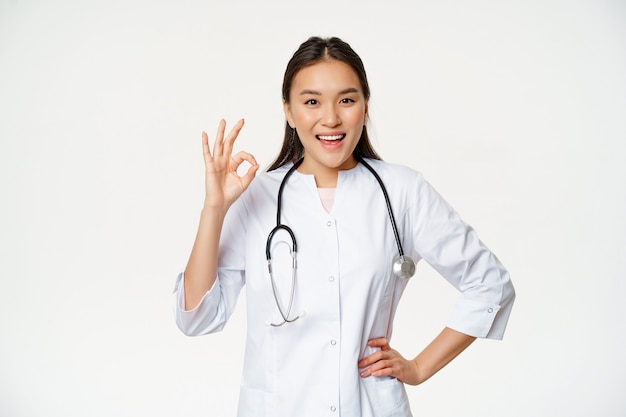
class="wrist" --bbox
[199,204,228,225]
[201,199,229,215]
[411,357,426,385]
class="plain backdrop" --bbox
[1,0,625,416]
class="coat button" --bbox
[488,308,494,313]
[330,339,337,346]
[326,221,332,227]
[328,276,335,282]
[330,406,337,412]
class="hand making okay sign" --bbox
[202,119,259,212]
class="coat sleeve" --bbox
[173,195,248,336]
[410,172,515,340]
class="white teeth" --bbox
[317,134,344,141]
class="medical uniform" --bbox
[174,159,515,417]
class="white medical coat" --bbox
[174,159,515,417]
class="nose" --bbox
[321,103,341,127]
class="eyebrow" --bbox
[299,87,360,96]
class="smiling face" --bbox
[283,59,368,186]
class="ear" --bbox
[283,101,296,128]
[364,102,369,122]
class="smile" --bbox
[316,134,345,141]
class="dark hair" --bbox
[267,36,381,171]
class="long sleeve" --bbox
[409,172,515,340]
[173,193,249,336]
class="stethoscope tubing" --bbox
[355,156,405,258]
[265,156,414,326]
[265,159,303,261]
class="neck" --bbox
[297,156,357,187]
[313,171,339,188]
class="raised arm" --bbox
[183,119,259,310]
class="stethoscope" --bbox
[265,156,416,327]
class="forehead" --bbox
[291,60,361,94]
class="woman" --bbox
[174,36,515,417]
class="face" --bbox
[284,59,368,180]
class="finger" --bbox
[231,151,259,188]
[202,131,211,159]
[357,350,384,369]
[213,119,226,157]
[362,353,405,378]
[240,164,260,189]
[369,365,395,378]
[367,338,390,350]
[222,118,245,158]
[360,358,392,377]
[231,151,258,170]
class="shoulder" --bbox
[360,158,424,185]
[357,159,440,210]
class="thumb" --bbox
[240,163,260,189]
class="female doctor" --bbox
[174,36,515,417]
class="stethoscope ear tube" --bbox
[265,225,299,326]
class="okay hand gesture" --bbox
[202,119,259,212]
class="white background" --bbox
[1,0,625,416]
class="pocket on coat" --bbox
[360,376,413,417]
[237,386,277,417]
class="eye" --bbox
[340,98,355,104]
[305,99,318,105]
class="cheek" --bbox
[292,109,317,126]
[346,108,366,127]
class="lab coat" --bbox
[174,159,515,417]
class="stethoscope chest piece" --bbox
[393,255,416,280]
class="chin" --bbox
[326,155,357,170]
